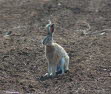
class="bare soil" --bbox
[0,0,111,94]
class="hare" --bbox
[42,21,69,77]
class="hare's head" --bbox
[43,22,54,45]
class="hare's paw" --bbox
[56,70,62,75]
[39,73,50,81]
[44,73,54,77]
[44,73,49,76]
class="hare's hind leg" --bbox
[59,57,65,74]
[56,57,67,75]
[64,57,69,72]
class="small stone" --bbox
[58,3,61,6]
[109,72,111,76]
[103,69,107,71]
[3,35,11,40]
[100,32,105,35]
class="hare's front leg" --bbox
[48,62,52,76]
[44,62,52,77]
[51,64,56,76]
[46,63,56,77]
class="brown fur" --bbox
[46,45,59,64]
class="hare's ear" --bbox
[50,24,54,34]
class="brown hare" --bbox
[43,21,69,77]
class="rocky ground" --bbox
[0,0,111,94]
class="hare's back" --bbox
[53,43,69,58]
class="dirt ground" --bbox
[0,0,111,94]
